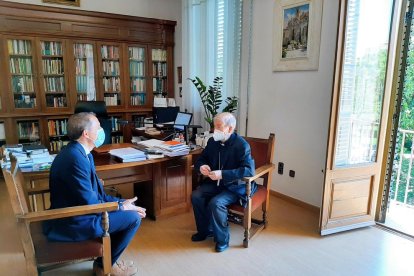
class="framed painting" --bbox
[273,0,323,71]
[42,0,80,7]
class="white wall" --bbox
[5,0,182,99]
[244,0,340,207]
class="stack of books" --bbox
[1,144,53,169]
[133,139,190,158]
[109,147,146,163]
[154,140,190,157]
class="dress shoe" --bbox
[112,260,138,276]
[215,242,229,252]
[191,232,213,242]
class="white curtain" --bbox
[182,0,243,131]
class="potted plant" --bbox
[189,76,238,130]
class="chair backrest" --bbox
[3,158,31,216]
[244,133,275,169]
[74,101,111,145]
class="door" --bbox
[320,0,398,235]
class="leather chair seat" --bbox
[228,185,267,213]
[30,222,103,265]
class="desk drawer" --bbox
[97,165,152,186]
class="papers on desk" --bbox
[133,139,190,157]
[109,147,146,163]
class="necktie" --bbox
[87,153,104,196]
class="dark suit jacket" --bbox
[194,133,257,205]
[44,141,120,241]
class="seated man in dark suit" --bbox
[191,112,256,252]
[44,112,146,276]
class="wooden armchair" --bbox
[228,133,275,248]
[2,158,118,275]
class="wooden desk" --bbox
[23,143,202,219]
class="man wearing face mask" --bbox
[44,112,145,276]
[191,112,256,252]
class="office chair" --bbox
[74,101,112,145]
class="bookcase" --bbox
[128,45,147,107]
[151,48,168,98]
[99,43,123,108]
[39,38,70,110]
[0,1,176,152]
[72,41,98,102]
[6,37,39,111]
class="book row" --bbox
[153,62,167,77]
[131,78,145,92]
[76,76,95,93]
[41,42,63,56]
[75,59,94,75]
[74,44,94,58]
[153,78,167,93]
[111,135,124,144]
[42,59,64,75]
[102,61,120,76]
[101,45,120,59]
[129,47,145,60]
[8,39,32,55]
[45,95,67,108]
[14,95,36,109]
[130,94,146,106]
[103,77,121,92]
[151,49,167,61]
[44,77,65,92]
[10,57,33,74]
[49,139,69,152]
[48,119,68,136]
[129,62,145,76]
[110,117,122,131]
[18,121,39,140]
[12,76,34,93]
[77,93,95,101]
[104,93,120,106]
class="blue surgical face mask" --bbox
[93,128,105,148]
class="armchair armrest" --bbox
[242,163,275,183]
[17,202,119,223]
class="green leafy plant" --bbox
[189,76,238,129]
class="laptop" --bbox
[174,112,193,131]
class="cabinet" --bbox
[0,1,176,151]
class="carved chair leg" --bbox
[101,212,112,275]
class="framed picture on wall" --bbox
[42,0,80,7]
[272,0,323,71]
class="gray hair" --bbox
[67,112,95,141]
[214,112,236,129]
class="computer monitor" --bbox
[174,112,192,131]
